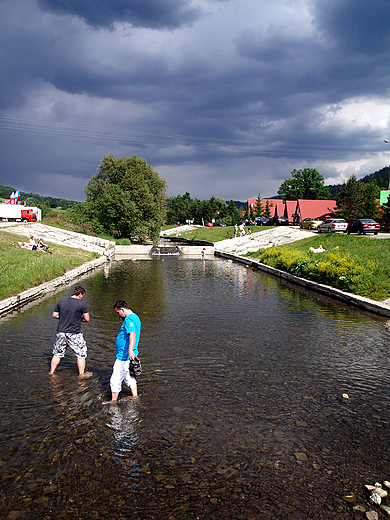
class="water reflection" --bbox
[1,257,390,519]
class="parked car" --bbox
[214,221,226,227]
[206,222,213,227]
[300,217,323,230]
[317,218,348,233]
[267,215,289,226]
[346,219,380,235]
[254,217,269,226]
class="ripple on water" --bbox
[1,258,390,519]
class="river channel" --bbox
[1,256,390,519]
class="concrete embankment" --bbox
[215,251,390,319]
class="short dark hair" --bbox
[72,286,86,297]
[113,300,130,311]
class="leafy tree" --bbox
[225,199,241,225]
[166,192,193,224]
[84,154,167,244]
[277,168,331,200]
[335,174,361,220]
[359,183,381,220]
[209,196,227,221]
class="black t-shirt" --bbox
[54,297,88,334]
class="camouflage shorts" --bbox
[53,333,87,359]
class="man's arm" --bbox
[128,331,136,360]
[81,312,90,322]
[52,311,60,319]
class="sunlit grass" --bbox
[246,233,390,300]
[169,225,272,242]
[0,231,98,300]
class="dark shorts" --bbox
[53,333,87,359]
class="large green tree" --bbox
[336,174,380,220]
[277,168,331,200]
[84,154,167,244]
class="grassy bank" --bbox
[0,231,98,300]
[167,225,271,242]
[245,233,390,301]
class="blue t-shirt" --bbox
[115,313,141,361]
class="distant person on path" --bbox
[239,223,245,236]
[234,224,238,237]
[103,300,141,404]
[49,286,91,377]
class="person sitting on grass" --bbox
[37,237,53,253]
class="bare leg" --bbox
[49,356,61,375]
[102,392,119,405]
[77,358,92,378]
[130,384,138,397]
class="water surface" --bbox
[1,257,390,519]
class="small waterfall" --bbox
[151,246,180,256]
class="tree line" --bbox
[2,157,389,244]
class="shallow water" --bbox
[1,257,390,519]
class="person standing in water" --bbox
[103,300,141,404]
[49,286,91,378]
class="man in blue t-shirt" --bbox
[103,300,141,404]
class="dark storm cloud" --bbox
[0,0,389,201]
[37,0,203,29]
[312,0,390,55]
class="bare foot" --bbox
[102,399,119,405]
[78,371,93,379]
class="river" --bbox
[1,256,390,519]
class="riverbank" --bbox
[2,222,390,320]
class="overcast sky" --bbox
[1,0,390,202]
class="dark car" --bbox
[346,219,380,235]
[267,215,289,226]
[214,221,227,227]
[254,217,269,226]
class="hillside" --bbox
[0,185,77,209]
[327,165,390,197]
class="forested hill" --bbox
[327,165,390,198]
[0,185,77,209]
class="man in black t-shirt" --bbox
[49,286,91,377]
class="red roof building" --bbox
[295,199,337,221]
[247,198,286,217]
[247,198,337,224]
[284,200,298,223]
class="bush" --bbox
[254,247,373,294]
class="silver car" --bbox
[317,218,348,233]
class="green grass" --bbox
[245,233,390,301]
[0,231,98,300]
[173,225,272,242]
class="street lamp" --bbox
[385,139,390,189]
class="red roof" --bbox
[247,198,286,217]
[296,199,337,220]
[248,198,337,221]
[284,200,298,222]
